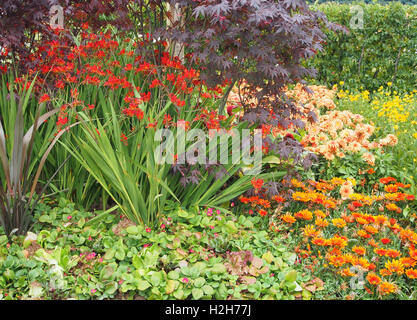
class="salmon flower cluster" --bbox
[300,110,398,162]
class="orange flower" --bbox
[312,237,327,246]
[405,269,417,279]
[357,230,371,239]
[340,267,355,277]
[385,203,401,213]
[328,254,346,267]
[380,268,392,277]
[385,260,404,275]
[314,209,327,218]
[386,249,401,259]
[332,218,346,228]
[356,217,369,225]
[380,177,397,184]
[399,257,416,268]
[374,215,388,225]
[294,209,313,221]
[368,239,379,248]
[302,225,320,238]
[384,184,398,193]
[366,272,381,285]
[329,235,348,248]
[315,217,329,228]
[352,246,366,256]
[378,282,396,295]
[364,225,378,235]
[281,214,296,224]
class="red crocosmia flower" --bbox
[146,121,158,129]
[39,94,50,104]
[149,78,162,88]
[55,80,65,89]
[124,64,133,71]
[140,91,151,102]
[120,133,128,146]
[381,238,391,245]
[251,178,264,190]
[166,73,176,82]
[56,116,68,126]
[88,104,95,110]
[81,22,89,30]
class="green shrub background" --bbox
[307,1,417,92]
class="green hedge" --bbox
[308,0,417,6]
[308,2,417,92]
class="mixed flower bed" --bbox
[1,1,417,301]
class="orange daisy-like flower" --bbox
[315,217,329,228]
[352,246,366,256]
[410,247,417,260]
[302,225,320,238]
[400,257,417,268]
[368,239,379,248]
[386,203,401,213]
[355,217,369,225]
[385,260,404,275]
[380,238,391,245]
[380,268,392,277]
[405,269,417,279]
[378,282,396,296]
[294,209,313,221]
[340,267,355,277]
[366,272,381,286]
[357,230,371,239]
[281,214,296,224]
[312,237,327,246]
[314,209,327,218]
[364,225,378,235]
[291,178,305,189]
[380,177,397,184]
[332,218,346,228]
[374,215,388,225]
[329,235,348,248]
[328,254,346,267]
[384,184,398,193]
[386,249,401,259]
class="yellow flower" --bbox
[332,218,346,228]
[385,260,404,275]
